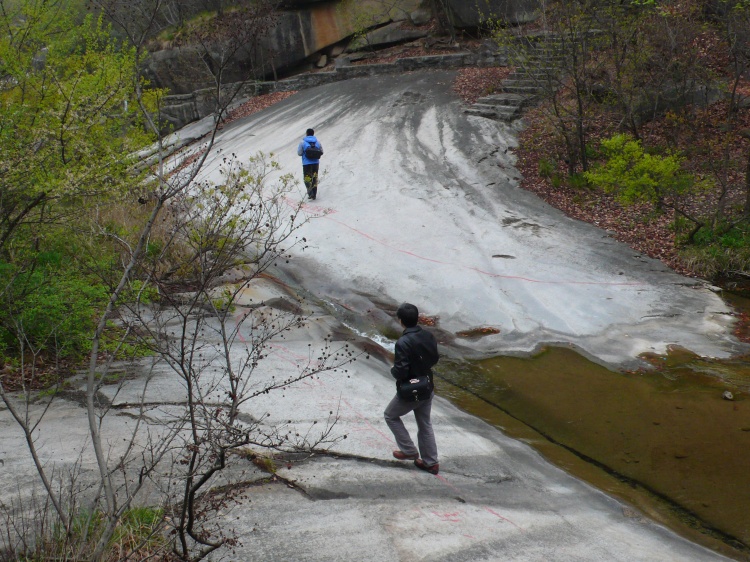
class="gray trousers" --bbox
[384,392,438,466]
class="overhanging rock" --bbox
[157,51,508,132]
[141,0,422,95]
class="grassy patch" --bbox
[679,223,750,280]
[13,507,167,562]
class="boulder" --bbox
[410,8,432,26]
[347,22,429,52]
[632,82,727,126]
[334,56,352,69]
[141,0,421,94]
[329,43,347,57]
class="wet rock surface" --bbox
[2,69,746,561]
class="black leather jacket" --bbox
[390,326,439,383]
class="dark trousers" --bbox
[384,393,438,466]
[303,163,319,198]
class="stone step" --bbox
[523,58,564,67]
[510,73,559,83]
[464,107,500,119]
[464,48,567,122]
[517,69,561,78]
[501,78,544,88]
[512,63,561,72]
[528,47,565,53]
[476,92,529,106]
[525,47,565,54]
[518,48,565,55]
[520,55,565,64]
[500,84,545,95]
[523,71,560,78]
[465,105,521,121]
[472,102,526,114]
[494,106,521,121]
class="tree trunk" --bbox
[740,130,750,218]
[430,0,457,43]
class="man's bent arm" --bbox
[390,340,410,380]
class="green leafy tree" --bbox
[0,0,153,259]
[0,0,165,364]
[1,3,356,561]
[0,1,160,554]
[585,134,708,241]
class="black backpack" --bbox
[304,141,323,160]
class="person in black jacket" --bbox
[384,303,440,474]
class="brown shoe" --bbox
[393,450,419,461]
[414,458,439,474]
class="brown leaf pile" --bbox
[449,61,750,281]
[222,91,298,126]
[514,93,750,279]
[453,67,513,105]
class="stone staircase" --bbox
[465,37,564,122]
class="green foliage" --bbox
[14,506,165,561]
[679,222,750,279]
[538,158,556,178]
[584,134,702,206]
[169,154,294,282]
[254,455,277,473]
[0,0,157,258]
[210,287,236,313]
[0,257,108,360]
[0,207,159,365]
[693,222,750,249]
[110,507,165,550]
[0,0,165,367]
[568,172,590,191]
[724,0,750,11]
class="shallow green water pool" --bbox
[436,305,750,560]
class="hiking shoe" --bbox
[414,458,439,474]
[393,450,419,461]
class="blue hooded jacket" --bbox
[297,135,323,165]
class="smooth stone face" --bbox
[0,69,741,562]
[188,69,746,369]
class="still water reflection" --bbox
[436,339,750,560]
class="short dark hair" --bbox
[306,128,314,136]
[396,303,419,328]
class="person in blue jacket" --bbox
[297,128,323,200]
